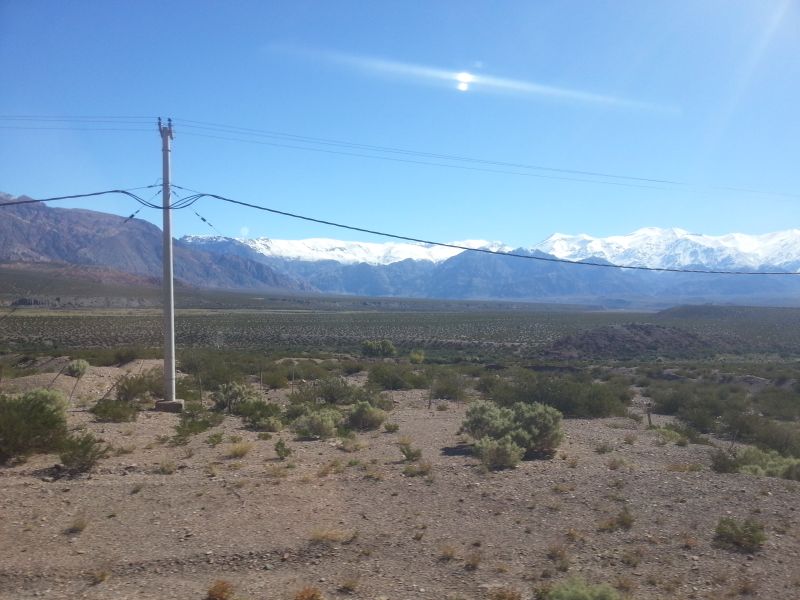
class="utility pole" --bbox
[155,117,182,412]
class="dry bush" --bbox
[598,507,634,532]
[403,460,432,477]
[546,543,570,572]
[439,545,456,561]
[488,587,522,600]
[206,579,235,600]
[317,459,344,477]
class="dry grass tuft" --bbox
[227,442,252,459]
[310,528,358,545]
[64,515,88,535]
[464,552,482,571]
[488,587,522,600]
[337,576,359,594]
[439,544,457,561]
[294,586,325,600]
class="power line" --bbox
[172,117,799,200]
[178,130,674,192]
[0,186,161,209]
[170,185,800,276]
[173,118,681,186]
[4,114,796,199]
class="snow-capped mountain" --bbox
[184,236,512,266]
[179,227,800,306]
[183,228,800,272]
[536,227,800,271]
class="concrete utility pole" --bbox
[155,117,182,412]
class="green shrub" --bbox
[213,382,256,414]
[540,577,621,600]
[384,422,400,433]
[173,402,224,442]
[367,363,413,391]
[292,409,341,440]
[0,389,68,463]
[289,378,371,406]
[409,349,425,364]
[362,339,397,357]
[236,400,283,431]
[91,398,138,423]
[474,436,523,470]
[710,449,739,473]
[430,370,466,401]
[65,359,89,378]
[115,369,162,403]
[488,371,628,418]
[348,401,387,431]
[711,446,800,480]
[461,400,563,458]
[714,517,766,553]
[275,438,291,460]
[398,440,422,462]
[337,360,364,375]
[59,432,108,474]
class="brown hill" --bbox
[0,194,313,292]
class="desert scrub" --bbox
[289,377,358,406]
[0,389,67,463]
[430,369,466,401]
[65,359,89,378]
[213,381,257,414]
[598,507,634,532]
[714,517,766,553]
[361,339,397,357]
[347,400,386,430]
[59,432,108,474]
[291,408,341,440]
[537,577,621,600]
[91,398,139,423]
[397,438,422,462]
[275,438,292,459]
[402,460,432,477]
[173,402,223,442]
[366,362,413,390]
[235,399,283,431]
[712,447,800,480]
[473,436,523,471]
[115,369,162,404]
[384,422,400,433]
[461,400,564,458]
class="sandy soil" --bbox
[1,365,799,600]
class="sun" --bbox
[455,71,474,92]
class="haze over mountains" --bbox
[2,193,800,307]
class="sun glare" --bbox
[455,71,474,92]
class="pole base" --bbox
[154,399,184,413]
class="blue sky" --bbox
[0,1,797,247]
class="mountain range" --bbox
[2,193,799,307]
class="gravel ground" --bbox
[1,366,799,600]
